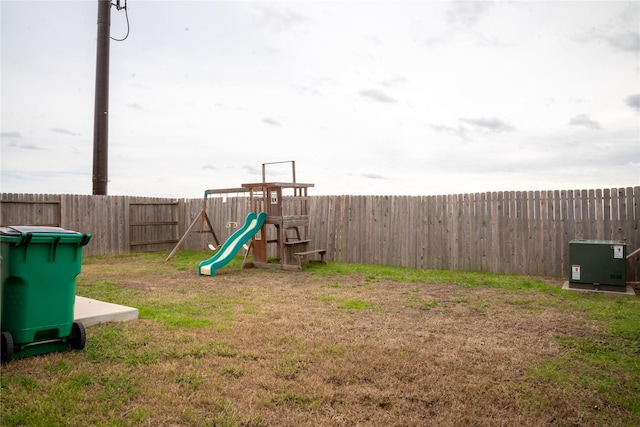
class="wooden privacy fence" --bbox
[1,187,638,281]
[308,188,639,280]
[0,193,253,257]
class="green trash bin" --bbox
[1,226,92,362]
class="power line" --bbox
[110,0,129,42]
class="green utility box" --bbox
[569,239,626,291]
[1,226,92,362]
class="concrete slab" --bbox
[562,281,636,297]
[74,296,138,327]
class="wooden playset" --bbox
[167,161,326,275]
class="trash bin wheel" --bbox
[1,331,14,363]
[69,322,86,350]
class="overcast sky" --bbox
[1,0,639,198]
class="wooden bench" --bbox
[294,249,327,266]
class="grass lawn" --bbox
[1,251,639,426]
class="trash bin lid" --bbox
[0,226,81,236]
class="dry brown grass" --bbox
[1,254,636,426]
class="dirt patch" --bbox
[3,259,632,426]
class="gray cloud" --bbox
[127,103,144,111]
[431,123,470,142]
[262,117,282,127]
[568,114,602,130]
[446,1,492,26]
[362,173,386,180]
[298,86,322,97]
[359,89,396,104]
[474,32,511,48]
[378,76,407,88]
[603,31,640,52]
[254,4,308,33]
[18,143,46,150]
[625,94,640,112]
[576,30,640,53]
[50,128,81,136]
[459,117,515,133]
[243,165,261,176]
[1,131,22,138]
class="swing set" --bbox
[165,187,248,261]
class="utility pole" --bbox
[92,0,111,195]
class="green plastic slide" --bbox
[198,211,267,276]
